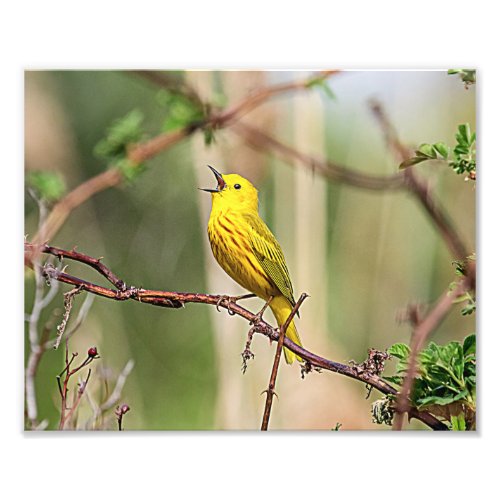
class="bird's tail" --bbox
[269,295,303,364]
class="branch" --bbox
[33,71,341,244]
[261,293,308,431]
[25,241,447,431]
[232,121,406,191]
[369,99,470,261]
[234,105,470,262]
[392,262,475,430]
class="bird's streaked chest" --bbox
[207,210,276,298]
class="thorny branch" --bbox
[261,293,308,431]
[24,242,447,431]
[367,99,476,429]
[25,72,474,430]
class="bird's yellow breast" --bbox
[207,210,277,300]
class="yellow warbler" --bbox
[202,165,303,364]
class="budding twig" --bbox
[57,347,100,430]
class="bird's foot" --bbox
[216,293,256,316]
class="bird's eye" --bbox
[234,184,241,190]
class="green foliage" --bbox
[94,109,146,182]
[399,142,449,169]
[448,69,476,88]
[156,87,219,145]
[26,171,66,203]
[306,75,336,100]
[95,109,145,159]
[203,126,216,146]
[449,123,476,178]
[157,89,205,132]
[451,254,476,315]
[384,335,476,430]
[399,123,476,181]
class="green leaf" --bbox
[461,303,476,316]
[399,157,427,170]
[450,413,467,431]
[448,69,476,87]
[306,76,336,100]
[203,126,216,146]
[387,343,410,360]
[26,171,66,203]
[417,143,437,159]
[95,109,145,162]
[115,158,146,183]
[433,142,449,159]
[453,145,469,155]
[383,375,403,385]
[458,123,471,144]
[319,81,336,100]
[159,90,204,132]
[463,334,476,357]
[417,395,457,407]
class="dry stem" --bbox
[261,293,308,431]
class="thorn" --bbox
[260,388,279,400]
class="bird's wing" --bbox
[243,213,296,307]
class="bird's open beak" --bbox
[199,165,226,192]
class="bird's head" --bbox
[200,165,258,212]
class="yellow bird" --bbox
[202,165,303,364]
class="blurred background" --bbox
[24,70,475,430]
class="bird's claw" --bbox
[215,295,236,314]
[216,294,252,315]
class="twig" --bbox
[369,99,470,261]
[32,71,341,244]
[63,369,92,428]
[53,286,83,350]
[25,192,60,428]
[115,404,131,431]
[99,360,135,412]
[58,347,100,430]
[261,293,308,431]
[25,242,446,430]
[392,263,475,430]
[131,70,204,108]
[232,121,406,191]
